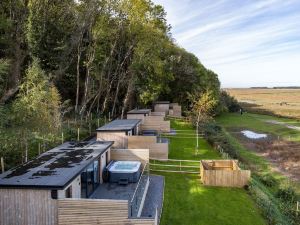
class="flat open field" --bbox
[225,88,300,119]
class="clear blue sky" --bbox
[152,0,300,88]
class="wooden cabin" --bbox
[97,119,169,160]
[0,141,161,225]
[154,101,170,114]
[200,160,251,187]
[153,101,182,118]
[96,119,141,148]
[126,109,151,123]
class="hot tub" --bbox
[107,161,142,183]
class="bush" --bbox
[276,187,297,203]
[260,174,279,188]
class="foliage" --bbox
[13,59,61,135]
[216,90,240,114]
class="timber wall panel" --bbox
[144,116,164,122]
[127,114,145,123]
[149,143,168,160]
[58,199,156,225]
[128,137,168,160]
[154,104,169,114]
[141,121,170,133]
[111,149,149,166]
[0,189,57,225]
[128,136,157,149]
[150,112,165,117]
[97,132,127,148]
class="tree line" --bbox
[0,0,236,168]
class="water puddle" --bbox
[241,130,267,139]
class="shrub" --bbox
[260,174,279,188]
[276,187,297,203]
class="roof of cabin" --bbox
[127,109,151,115]
[96,119,141,132]
[0,141,113,189]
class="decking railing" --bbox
[129,163,150,217]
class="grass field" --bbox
[155,119,266,225]
[225,88,300,119]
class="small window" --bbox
[51,190,58,199]
[65,186,72,198]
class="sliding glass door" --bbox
[81,158,100,198]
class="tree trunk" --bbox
[121,74,134,119]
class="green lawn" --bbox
[155,118,266,225]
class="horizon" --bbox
[152,0,300,88]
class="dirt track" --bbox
[231,129,300,181]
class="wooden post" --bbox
[108,112,111,121]
[1,157,4,173]
[77,128,80,141]
[97,118,100,127]
[38,143,41,155]
[61,132,64,144]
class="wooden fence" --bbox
[0,189,57,225]
[58,199,157,225]
[97,131,127,148]
[150,112,165,117]
[141,121,170,133]
[111,149,149,167]
[200,160,251,188]
[150,158,201,174]
[144,116,164,122]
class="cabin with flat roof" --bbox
[0,141,163,225]
[96,119,141,148]
[127,109,151,123]
[153,101,182,118]
[97,118,169,160]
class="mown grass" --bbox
[155,118,266,225]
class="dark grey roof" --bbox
[154,101,170,104]
[0,141,113,189]
[127,109,151,115]
[96,119,141,132]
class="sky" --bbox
[152,0,300,88]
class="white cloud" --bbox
[152,0,300,87]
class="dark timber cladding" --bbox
[127,109,151,115]
[0,141,113,189]
[96,119,141,132]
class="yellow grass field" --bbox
[225,88,300,119]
